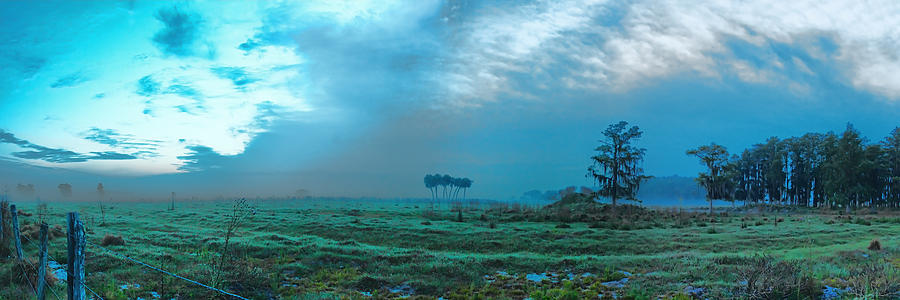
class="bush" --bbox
[737,255,821,299]
[868,239,882,251]
[100,234,125,246]
[847,261,900,298]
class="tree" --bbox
[821,124,866,212]
[587,121,651,208]
[883,128,900,208]
[16,184,35,199]
[58,183,73,198]
[687,143,736,214]
[97,183,106,224]
[459,178,473,200]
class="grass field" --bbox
[2,198,900,299]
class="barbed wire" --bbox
[11,205,247,300]
[17,232,64,300]
[18,224,101,300]
[84,281,104,300]
[87,240,249,300]
[15,258,38,297]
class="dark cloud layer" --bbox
[176,145,227,172]
[0,129,136,163]
[82,128,160,151]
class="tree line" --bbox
[689,124,900,212]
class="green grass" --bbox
[1,199,899,299]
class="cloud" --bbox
[82,128,160,151]
[50,72,89,88]
[1,129,137,163]
[136,75,161,96]
[176,145,226,172]
[152,6,201,57]
[211,67,258,87]
[444,0,900,102]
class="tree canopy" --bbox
[691,124,900,211]
[587,121,651,207]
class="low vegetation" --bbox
[0,197,898,299]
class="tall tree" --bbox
[883,128,900,208]
[687,143,736,214]
[587,121,650,208]
[822,124,866,212]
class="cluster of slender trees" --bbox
[423,174,473,201]
[689,124,900,211]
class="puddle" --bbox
[525,272,558,283]
[600,277,628,288]
[822,285,846,300]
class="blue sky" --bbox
[2,1,900,200]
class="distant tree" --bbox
[441,174,452,199]
[587,121,651,208]
[96,183,106,224]
[58,183,73,198]
[460,178,473,200]
[16,184,35,199]
[424,174,438,211]
[687,143,736,214]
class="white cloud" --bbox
[447,0,900,102]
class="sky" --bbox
[2,0,900,200]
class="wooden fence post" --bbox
[11,204,23,260]
[0,200,4,242]
[67,212,85,300]
[0,200,7,255]
[37,223,48,300]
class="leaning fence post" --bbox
[67,212,85,300]
[37,223,48,300]
[11,204,23,260]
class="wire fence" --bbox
[19,233,65,300]
[5,204,249,300]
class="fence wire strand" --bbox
[16,258,39,297]
[16,227,64,300]
[18,216,102,300]
[87,240,249,300]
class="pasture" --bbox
[1,198,899,299]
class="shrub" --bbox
[737,255,821,299]
[847,261,900,298]
[420,221,432,225]
[868,239,882,251]
[100,234,125,246]
[854,218,872,226]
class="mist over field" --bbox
[3,1,900,299]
